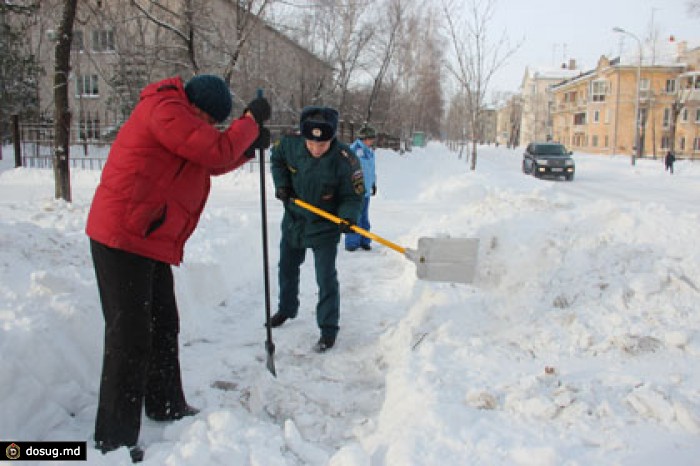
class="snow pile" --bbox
[1,143,699,465]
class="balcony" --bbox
[677,71,700,102]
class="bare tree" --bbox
[668,76,695,153]
[378,11,443,141]
[442,0,520,170]
[53,0,78,202]
[285,0,374,116]
[131,0,205,74]
[363,0,407,124]
[131,0,272,85]
[219,0,272,85]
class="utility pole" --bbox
[613,27,643,165]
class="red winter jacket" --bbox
[86,76,258,265]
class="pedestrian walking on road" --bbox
[665,150,676,174]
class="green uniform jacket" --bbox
[271,136,365,248]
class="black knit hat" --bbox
[184,74,232,123]
[300,106,339,141]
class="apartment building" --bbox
[519,61,581,144]
[495,95,522,147]
[28,0,332,142]
[549,42,700,158]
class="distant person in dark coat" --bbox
[665,150,676,174]
[85,74,270,462]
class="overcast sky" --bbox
[484,0,699,94]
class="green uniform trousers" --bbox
[277,236,339,339]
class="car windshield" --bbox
[536,144,567,156]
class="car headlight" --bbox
[536,159,549,165]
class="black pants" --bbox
[91,240,187,448]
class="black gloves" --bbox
[371,184,377,196]
[245,97,271,125]
[250,127,270,150]
[275,186,295,203]
[339,218,355,234]
[244,127,271,158]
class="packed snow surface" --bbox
[1,143,698,465]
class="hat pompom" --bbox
[299,106,338,141]
[184,74,232,123]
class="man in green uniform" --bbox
[269,106,364,352]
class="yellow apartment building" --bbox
[549,44,700,159]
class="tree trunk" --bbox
[53,0,78,202]
[13,114,22,168]
[669,101,682,153]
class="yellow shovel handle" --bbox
[292,198,406,255]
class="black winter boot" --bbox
[313,335,336,353]
[147,404,199,422]
[268,312,289,328]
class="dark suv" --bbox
[522,142,575,181]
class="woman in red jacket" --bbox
[86,74,270,462]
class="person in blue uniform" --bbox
[345,124,377,251]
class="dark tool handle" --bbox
[257,88,276,376]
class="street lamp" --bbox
[613,27,642,166]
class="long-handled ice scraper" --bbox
[254,90,276,377]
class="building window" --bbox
[681,75,694,90]
[696,108,700,123]
[593,110,600,123]
[78,113,101,141]
[682,108,688,122]
[76,74,99,97]
[591,80,608,102]
[694,137,700,151]
[663,108,671,128]
[592,135,599,147]
[661,135,670,149]
[574,112,586,125]
[679,137,685,150]
[604,135,609,147]
[72,30,84,51]
[665,79,676,93]
[92,30,115,52]
[564,91,577,103]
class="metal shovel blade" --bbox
[265,340,276,377]
[407,237,479,284]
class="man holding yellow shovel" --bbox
[269,106,364,352]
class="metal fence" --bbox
[21,153,108,170]
[11,120,407,173]
[13,121,111,170]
